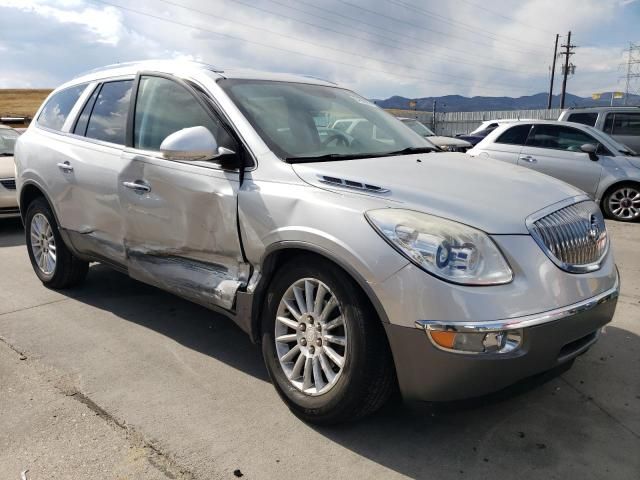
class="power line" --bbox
[559,31,577,109]
[89,0,536,95]
[223,0,541,74]
[455,0,557,36]
[386,0,549,50]
[624,42,640,104]
[337,0,547,57]
[144,0,539,90]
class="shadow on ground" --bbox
[3,219,638,478]
[0,218,24,247]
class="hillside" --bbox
[0,89,52,119]
[372,92,640,112]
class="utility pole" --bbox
[560,31,576,109]
[432,100,437,133]
[624,42,640,105]
[547,34,559,109]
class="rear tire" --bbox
[25,198,89,288]
[261,257,396,424]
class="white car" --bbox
[397,118,471,152]
[468,120,640,222]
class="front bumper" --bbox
[0,178,19,218]
[385,276,619,401]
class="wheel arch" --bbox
[19,181,59,225]
[599,179,640,213]
[244,242,391,344]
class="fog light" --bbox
[427,329,522,354]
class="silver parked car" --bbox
[0,125,20,218]
[397,117,472,152]
[559,106,640,153]
[15,61,619,424]
[468,120,640,222]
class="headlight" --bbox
[439,145,454,151]
[365,209,513,285]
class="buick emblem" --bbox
[588,214,600,242]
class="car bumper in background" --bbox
[0,178,20,218]
[385,274,619,401]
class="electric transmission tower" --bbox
[624,42,640,105]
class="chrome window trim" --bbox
[524,195,609,274]
[416,270,619,335]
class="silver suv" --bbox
[559,106,640,152]
[15,61,619,424]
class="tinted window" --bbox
[495,124,531,145]
[527,125,598,151]
[85,80,133,145]
[567,112,598,127]
[73,86,100,136]
[605,113,640,136]
[37,84,86,131]
[134,76,233,150]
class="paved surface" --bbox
[0,217,638,480]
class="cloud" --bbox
[0,0,635,98]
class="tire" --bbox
[602,183,640,222]
[261,256,396,424]
[25,197,89,288]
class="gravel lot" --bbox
[1,217,638,480]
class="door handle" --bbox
[57,161,74,173]
[520,155,537,163]
[122,180,151,193]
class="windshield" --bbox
[582,124,638,156]
[0,128,19,156]
[401,119,435,136]
[218,79,434,161]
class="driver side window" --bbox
[527,125,598,152]
[133,76,234,151]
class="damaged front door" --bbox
[119,73,248,311]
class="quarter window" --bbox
[37,84,87,131]
[566,112,598,127]
[527,125,598,152]
[495,124,531,145]
[133,76,233,151]
[85,80,133,145]
[604,113,640,136]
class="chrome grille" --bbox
[0,178,16,190]
[528,200,608,273]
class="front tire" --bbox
[25,198,89,288]
[261,257,396,424]
[602,183,640,222]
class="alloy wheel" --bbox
[274,278,348,396]
[30,213,57,275]
[608,187,640,220]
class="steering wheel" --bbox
[321,132,350,147]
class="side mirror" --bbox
[160,126,236,163]
[580,143,599,161]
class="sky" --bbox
[0,0,638,99]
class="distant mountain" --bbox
[372,92,640,112]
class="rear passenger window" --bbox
[73,86,100,136]
[85,80,133,145]
[133,76,234,151]
[567,112,598,127]
[37,84,87,131]
[495,124,531,145]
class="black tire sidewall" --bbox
[261,259,377,421]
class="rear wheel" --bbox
[25,198,89,288]
[603,183,640,222]
[261,257,396,424]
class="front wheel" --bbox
[261,257,396,424]
[25,198,89,288]
[602,184,640,222]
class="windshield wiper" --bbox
[285,147,436,163]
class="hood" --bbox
[0,155,15,178]
[427,136,472,148]
[292,153,582,234]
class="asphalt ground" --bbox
[0,217,638,479]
